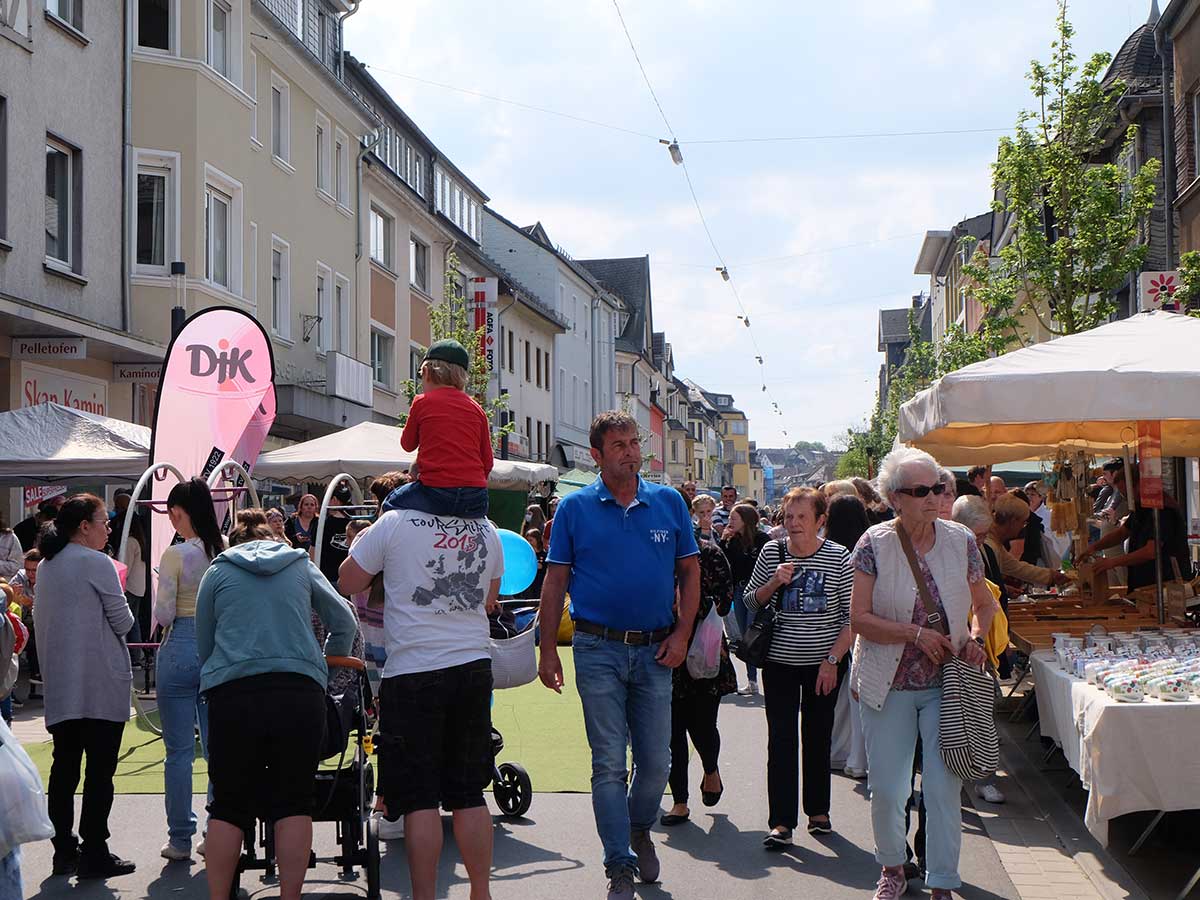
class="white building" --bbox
[482,209,621,470]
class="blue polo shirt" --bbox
[547,475,699,632]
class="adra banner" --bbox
[148,307,275,603]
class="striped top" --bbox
[744,538,852,666]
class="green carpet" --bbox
[28,649,595,795]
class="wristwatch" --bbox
[973,636,986,647]
[825,653,839,666]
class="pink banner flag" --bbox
[148,308,275,607]
[214,383,277,529]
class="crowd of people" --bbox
[3,335,1195,899]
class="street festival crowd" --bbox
[0,339,1194,900]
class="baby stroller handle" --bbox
[325,655,366,671]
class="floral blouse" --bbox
[851,529,984,691]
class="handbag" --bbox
[686,602,724,680]
[896,524,1000,782]
[0,717,55,859]
[734,540,786,669]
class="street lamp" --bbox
[170,261,187,338]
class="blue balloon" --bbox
[497,528,537,595]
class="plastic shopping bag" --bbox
[686,604,724,681]
[0,717,54,859]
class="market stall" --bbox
[0,401,151,485]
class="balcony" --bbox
[326,352,373,407]
[273,352,374,439]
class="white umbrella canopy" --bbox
[898,311,1200,465]
[0,402,152,485]
[253,420,558,490]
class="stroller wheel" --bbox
[493,762,533,818]
[365,814,381,900]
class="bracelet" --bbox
[915,626,923,646]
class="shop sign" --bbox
[470,277,498,375]
[23,485,66,509]
[113,362,162,383]
[1137,420,1164,509]
[20,362,107,415]
[1139,271,1180,311]
[570,445,595,469]
[12,336,86,360]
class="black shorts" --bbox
[378,658,493,816]
[206,673,326,829]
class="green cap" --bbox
[423,338,470,370]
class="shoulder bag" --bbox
[896,523,999,782]
[734,539,787,669]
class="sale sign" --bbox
[1137,420,1164,509]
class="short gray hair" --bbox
[952,495,992,534]
[938,468,956,493]
[877,447,940,504]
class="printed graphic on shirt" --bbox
[782,569,828,613]
[411,514,494,612]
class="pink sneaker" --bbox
[873,866,908,899]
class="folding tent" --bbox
[0,402,151,486]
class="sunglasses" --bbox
[895,483,947,498]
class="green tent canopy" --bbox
[555,467,598,498]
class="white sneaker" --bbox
[375,812,405,840]
[976,783,1006,804]
[843,766,867,780]
[196,838,206,858]
[738,681,759,696]
[160,842,191,861]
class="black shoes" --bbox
[76,853,137,879]
[763,828,793,850]
[51,851,79,876]
[659,811,690,826]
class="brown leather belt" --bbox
[573,618,672,646]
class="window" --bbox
[45,139,75,268]
[334,130,348,206]
[735,450,748,465]
[536,420,544,460]
[270,237,290,338]
[270,73,291,163]
[334,274,350,354]
[525,417,532,448]
[249,51,258,141]
[409,149,423,196]
[730,420,748,435]
[543,350,550,390]
[535,347,542,387]
[0,0,29,35]
[671,440,678,463]
[208,0,231,78]
[557,284,564,313]
[137,0,171,50]
[315,264,331,352]
[315,112,331,194]
[0,97,7,241]
[47,0,80,29]
[205,185,231,288]
[1194,92,1200,181]
[369,207,393,268]
[409,343,423,381]
[524,340,531,382]
[409,236,427,291]
[499,326,505,367]
[370,328,393,387]
[136,154,175,271]
[317,7,328,62]
[507,330,514,373]
[572,374,579,425]
[544,423,551,460]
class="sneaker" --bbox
[763,828,793,850]
[629,828,659,883]
[738,681,759,696]
[606,866,636,900]
[375,812,405,841]
[160,842,191,861]
[77,853,137,879]
[873,866,908,900]
[51,850,79,876]
[196,838,206,858]
[843,765,867,779]
[976,783,1006,804]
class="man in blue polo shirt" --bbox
[539,411,700,900]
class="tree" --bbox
[402,249,510,441]
[792,440,828,453]
[963,0,1160,338]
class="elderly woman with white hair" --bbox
[986,494,1071,592]
[936,469,956,520]
[849,447,996,900]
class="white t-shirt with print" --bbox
[348,509,503,677]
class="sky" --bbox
[344,0,1153,449]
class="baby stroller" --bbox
[230,656,380,900]
[488,599,540,818]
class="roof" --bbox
[652,332,667,368]
[453,243,569,331]
[1103,3,1162,91]
[878,308,914,348]
[577,257,652,355]
[483,207,606,294]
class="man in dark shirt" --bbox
[318,485,352,586]
[15,498,63,552]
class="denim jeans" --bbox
[156,617,210,849]
[572,631,672,875]
[383,482,489,519]
[0,848,20,900]
[860,687,962,890]
[732,583,757,683]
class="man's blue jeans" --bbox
[572,631,672,875]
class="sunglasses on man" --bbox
[894,483,947,498]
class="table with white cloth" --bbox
[1029,650,1200,848]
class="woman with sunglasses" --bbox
[847,448,996,900]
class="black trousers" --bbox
[668,692,722,804]
[46,718,126,858]
[762,660,845,829]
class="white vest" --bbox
[850,518,974,711]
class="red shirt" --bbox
[401,387,494,488]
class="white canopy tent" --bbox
[253,421,558,490]
[0,402,151,486]
[898,311,1200,466]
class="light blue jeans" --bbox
[157,617,210,850]
[572,631,673,875]
[860,687,962,890]
[0,848,20,900]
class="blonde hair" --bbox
[992,492,1031,526]
[821,479,858,499]
[422,359,469,390]
[691,495,716,513]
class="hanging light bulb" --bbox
[717,266,730,282]
[742,316,751,328]
[659,139,683,165]
[755,356,763,365]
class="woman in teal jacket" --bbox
[196,510,357,900]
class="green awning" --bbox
[554,467,598,498]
